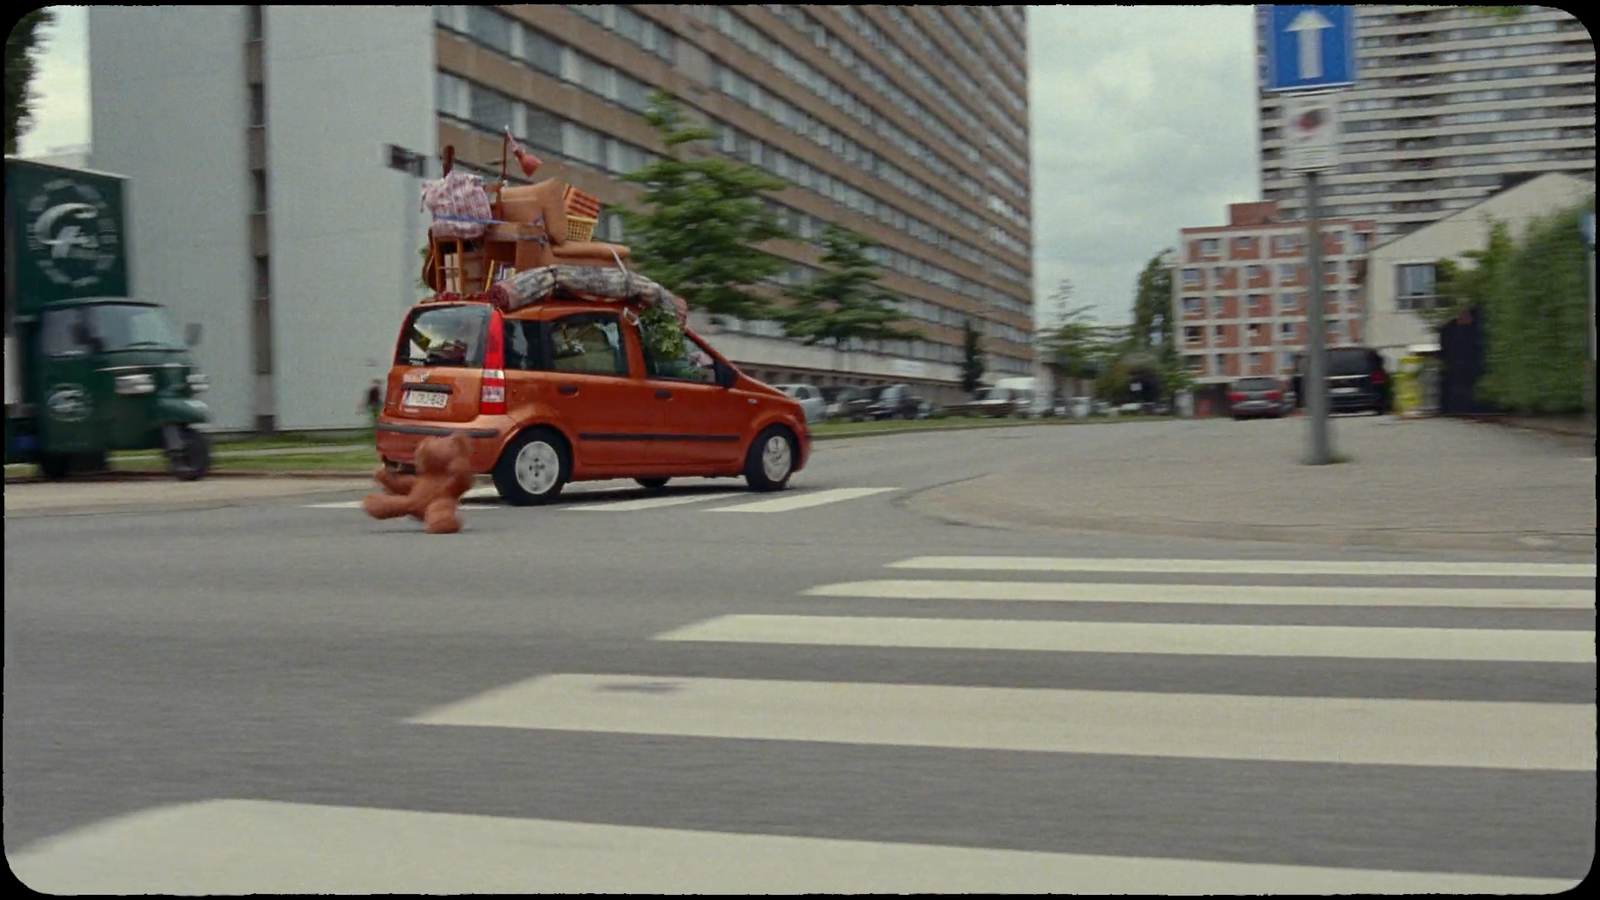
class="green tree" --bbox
[1470,7,1526,20]
[961,319,985,395]
[618,92,792,320]
[1477,206,1591,414]
[777,224,920,356]
[1131,250,1175,354]
[6,9,55,155]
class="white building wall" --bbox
[88,6,255,432]
[1366,172,1594,365]
[264,6,436,431]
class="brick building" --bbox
[1175,201,1376,385]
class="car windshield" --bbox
[88,303,185,352]
[398,305,489,368]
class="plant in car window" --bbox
[638,302,688,366]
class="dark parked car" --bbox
[1227,376,1288,419]
[866,383,923,420]
[822,385,873,422]
[1321,347,1388,415]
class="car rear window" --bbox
[1327,348,1369,377]
[397,305,489,368]
[1235,377,1277,391]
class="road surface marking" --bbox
[888,556,1599,579]
[654,614,1595,663]
[569,492,744,512]
[708,487,896,513]
[804,579,1596,609]
[9,799,1574,895]
[407,674,1594,771]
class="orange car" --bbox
[374,296,810,504]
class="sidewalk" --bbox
[4,476,375,517]
[908,415,1598,554]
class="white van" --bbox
[993,377,1048,418]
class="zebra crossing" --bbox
[11,554,1593,893]
[304,483,897,514]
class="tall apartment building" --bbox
[1257,5,1594,244]
[1175,201,1376,385]
[90,6,1032,432]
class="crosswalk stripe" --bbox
[653,614,1596,663]
[9,799,1574,895]
[803,579,1595,609]
[888,556,1600,579]
[406,673,1595,771]
[569,492,744,512]
[707,487,895,513]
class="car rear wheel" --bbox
[744,425,796,493]
[495,427,569,506]
[636,477,670,490]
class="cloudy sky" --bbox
[18,6,1261,327]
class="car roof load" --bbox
[482,264,687,326]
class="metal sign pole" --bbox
[1305,170,1331,464]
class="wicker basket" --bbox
[565,215,597,243]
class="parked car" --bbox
[1227,376,1288,419]
[866,383,923,420]
[374,294,810,505]
[774,383,827,424]
[822,385,873,422]
[1324,347,1389,415]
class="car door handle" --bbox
[558,385,578,395]
[655,389,672,399]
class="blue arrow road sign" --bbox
[1264,5,1357,92]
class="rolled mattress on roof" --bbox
[484,265,687,324]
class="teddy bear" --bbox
[363,432,475,534]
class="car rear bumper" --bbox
[1231,401,1284,416]
[375,415,515,472]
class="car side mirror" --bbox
[185,323,202,347]
[715,362,738,388]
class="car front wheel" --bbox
[744,425,796,492]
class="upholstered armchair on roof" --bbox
[494,179,631,270]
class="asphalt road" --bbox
[5,423,1595,893]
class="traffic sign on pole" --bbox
[1264,5,1357,93]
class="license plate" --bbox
[1333,387,1357,394]
[402,389,449,409]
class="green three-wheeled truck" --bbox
[5,156,212,480]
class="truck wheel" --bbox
[169,426,210,481]
[636,477,670,490]
[38,453,71,481]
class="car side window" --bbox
[549,314,627,376]
[504,319,546,371]
[642,328,717,384]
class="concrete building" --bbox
[1175,201,1376,385]
[1257,5,1594,244]
[90,5,1032,433]
[1364,170,1595,365]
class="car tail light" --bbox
[1266,390,1283,400]
[1228,392,1245,402]
[1371,370,1386,385]
[481,310,506,415]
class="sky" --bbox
[16,6,1262,328]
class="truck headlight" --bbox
[115,373,156,395]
